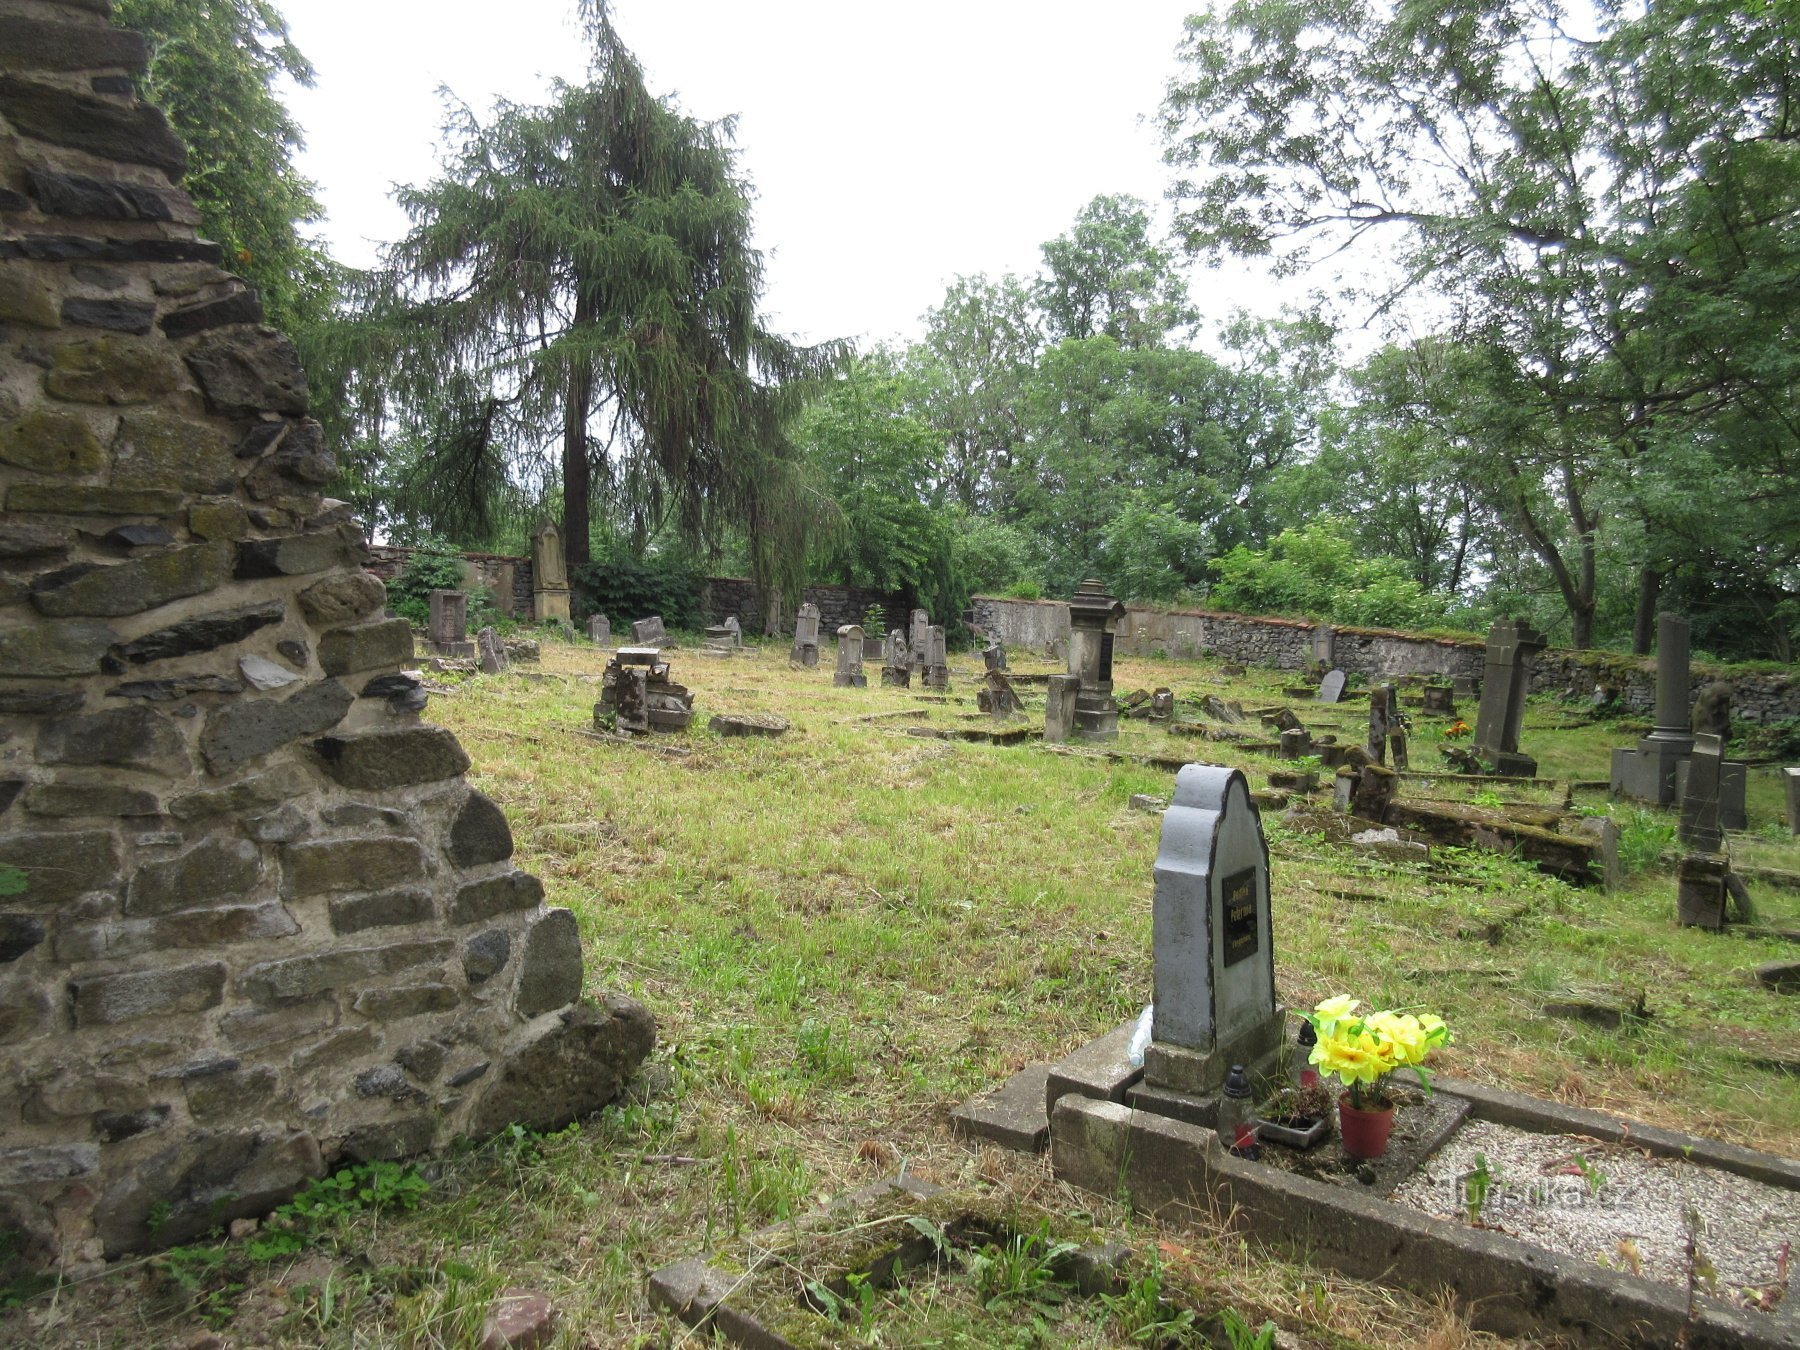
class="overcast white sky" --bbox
[284,0,1299,351]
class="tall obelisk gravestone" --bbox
[1134,765,1285,1120]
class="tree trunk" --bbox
[561,291,599,602]
[1631,565,1664,654]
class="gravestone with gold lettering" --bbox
[1138,765,1285,1106]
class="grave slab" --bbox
[948,1063,1051,1152]
[1044,1019,1144,1117]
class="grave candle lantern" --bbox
[1220,1063,1261,1159]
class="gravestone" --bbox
[1677,853,1729,930]
[983,642,1008,672]
[724,615,742,645]
[1611,613,1696,805]
[1317,670,1346,704]
[790,603,821,667]
[1311,624,1335,666]
[427,589,473,658]
[1453,673,1478,699]
[1471,618,1547,776]
[909,609,932,668]
[1149,688,1174,722]
[922,625,950,690]
[1422,685,1456,716]
[1366,685,1394,764]
[598,648,694,732]
[881,628,910,687]
[477,625,509,675]
[1139,765,1286,1103]
[611,666,650,732]
[834,625,868,688]
[977,669,1025,718]
[1389,728,1409,771]
[863,631,886,664]
[1278,727,1312,759]
[587,614,612,647]
[1691,681,1732,738]
[1067,581,1125,741]
[531,520,571,623]
[1044,675,1079,743]
[1788,767,1800,836]
[632,615,667,646]
[1678,733,1726,853]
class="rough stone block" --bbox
[297,571,385,626]
[312,725,471,791]
[450,870,544,925]
[0,915,47,963]
[468,996,655,1138]
[184,1066,278,1122]
[352,983,459,1019]
[0,829,118,905]
[22,782,158,816]
[111,410,236,492]
[92,1129,322,1256]
[38,705,186,773]
[26,168,182,222]
[112,599,282,664]
[183,328,308,415]
[280,837,425,898]
[219,997,338,1053]
[71,961,227,1026]
[60,297,154,334]
[43,334,186,405]
[515,908,583,1017]
[0,618,117,675]
[239,938,452,1004]
[336,1117,435,1165]
[447,791,513,868]
[30,543,224,618]
[0,522,72,561]
[0,408,105,475]
[463,929,512,983]
[0,18,148,75]
[316,617,413,675]
[55,901,298,961]
[6,483,185,516]
[235,529,361,580]
[160,289,262,339]
[329,887,433,935]
[125,837,260,916]
[169,762,310,819]
[0,76,186,177]
[199,678,352,773]
[0,1144,99,1188]
[0,270,60,328]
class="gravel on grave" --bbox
[1391,1119,1799,1302]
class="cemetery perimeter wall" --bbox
[971,596,1800,724]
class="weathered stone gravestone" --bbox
[1389,727,1409,771]
[531,519,571,623]
[1317,670,1346,704]
[1679,733,1727,853]
[1066,581,1125,741]
[909,608,932,668]
[1366,685,1395,764]
[1044,674,1079,742]
[427,589,473,658]
[1149,688,1174,722]
[1788,767,1800,836]
[1691,681,1732,738]
[921,625,950,690]
[1422,685,1456,716]
[632,615,668,646]
[477,625,509,674]
[977,669,1025,718]
[0,10,652,1266]
[983,642,1008,672]
[881,628,910,687]
[1136,765,1286,1111]
[587,614,612,647]
[790,603,821,667]
[724,614,742,645]
[1471,618,1547,775]
[1311,624,1335,666]
[862,630,885,663]
[1278,727,1312,759]
[834,625,868,687]
[598,648,694,732]
[1677,853,1729,930]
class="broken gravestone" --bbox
[631,615,667,646]
[834,625,868,688]
[1317,670,1346,704]
[977,669,1025,718]
[598,648,694,733]
[881,628,910,687]
[477,625,509,675]
[790,603,821,668]
[1471,618,1547,776]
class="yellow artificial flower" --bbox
[1311,994,1358,1035]
[1312,1029,1387,1085]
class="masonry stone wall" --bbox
[0,0,651,1272]
[973,596,1800,723]
[699,576,904,637]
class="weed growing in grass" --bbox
[1099,1258,1199,1344]
[967,1220,1079,1312]
[1618,808,1677,873]
[1218,1307,1281,1349]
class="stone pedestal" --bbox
[1067,580,1125,742]
[1612,613,1697,805]
[1422,685,1456,716]
[1139,766,1285,1105]
[530,521,571,623]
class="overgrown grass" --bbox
[9,639,1796,1347]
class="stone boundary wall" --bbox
[972,597,1800,723]
[0,0,649,1271]
[364,544,532,618]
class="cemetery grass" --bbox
[16,639,1800,1348]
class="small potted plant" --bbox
[1255,1080,1335,1149]
[1303,995,1451,1160]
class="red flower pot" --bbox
[1337,1093,1395,1159]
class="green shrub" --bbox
[574,545,704,632]
[385,538,468,626]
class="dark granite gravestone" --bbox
[984,642,1007,672]
[833,625,867,688]
[1471,618,1547,776]
[1136,765,1286,1109]
[1279,727,1311,758]
[790,603,821,667]
[1611,613,1695,805]
[1317,670,1346,704]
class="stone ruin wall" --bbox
[0,0,651,1270]
[973,595,1800,723]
